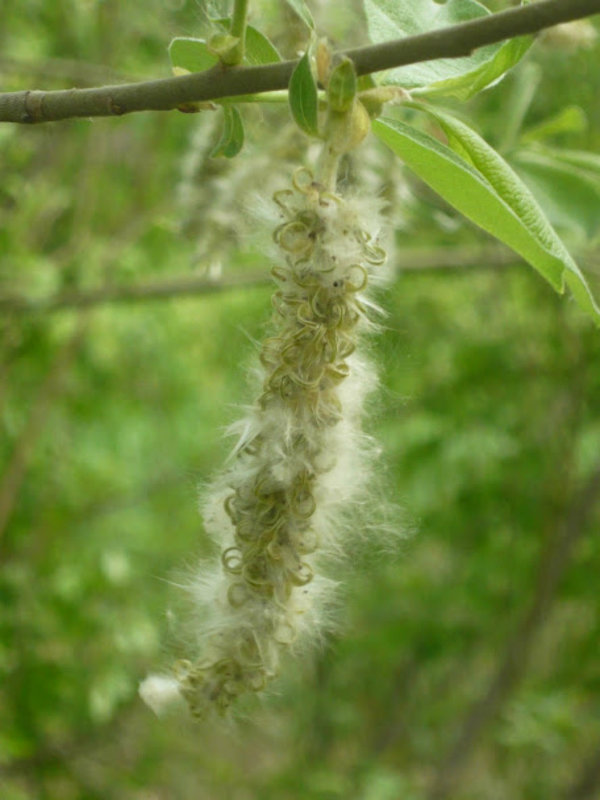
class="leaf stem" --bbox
[315,145,341,192]
[220,90,301,104]
[229,0,250,65]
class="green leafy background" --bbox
[1,1,600,798]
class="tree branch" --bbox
[566,744,600,800]
[0,246,517,314]
[1,0,599,124]
[428,462,600,800]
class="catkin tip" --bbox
[139,674,183,716]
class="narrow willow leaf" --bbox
[211,106,245,158]
[364,0,531,99]
[169,37,218,73]
[283,0,315,30]
[365,0,492,88]
[520,106,588,144]
[372,115,600,325]
[510,148,600,241]
[420,34,533,100]
[289,52,319,137]
[546,148,600,178]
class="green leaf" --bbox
[421,34,533,100]
[169,37,218,73]
[169,24,281,73]
[357,73,377,93]
[372,113,600,325]
[364,0,531,99]
[546,148,600,179]
[510,147,600,241]
[520,106,588,144]
[210,106,245,158]
[289,52,319,137]
[214,19,282,65]
[244,24,282,65]
[283,0,315,30]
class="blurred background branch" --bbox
[566,744,600,800]
[0,246,518,313]
[429,464,600,800]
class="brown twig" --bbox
[0,0,599,123]
[0,246,517,314]
[428,463,600,800]
[566,745,600,800]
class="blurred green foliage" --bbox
[1,2,599,799]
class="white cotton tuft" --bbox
[139,674,183,716]
[148,164,399,719]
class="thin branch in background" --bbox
[0,316,88,545]
[428,463,600,800]
[0,270,269,314]
[566,745,600,800]
[0,0,599,123]
[0,246,518,314]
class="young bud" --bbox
[327,57,357,113]
[207,32,242,65]
[316,38,332,87]
[358,86,412,119]
[327,99,371,155]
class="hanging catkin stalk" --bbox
[141,51,396,718]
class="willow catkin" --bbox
[140,166,387,718]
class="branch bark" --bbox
[1,0,599,123]
[0,246,517,314]
[428,463,600,800]
[566,744,600,800]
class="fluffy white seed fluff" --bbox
[139,674,183,716]
[143,168,390,718]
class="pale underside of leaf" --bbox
[364,0,532,100]
[283,0,315,30]
[420,35,533,101]
[364,0,496,88]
